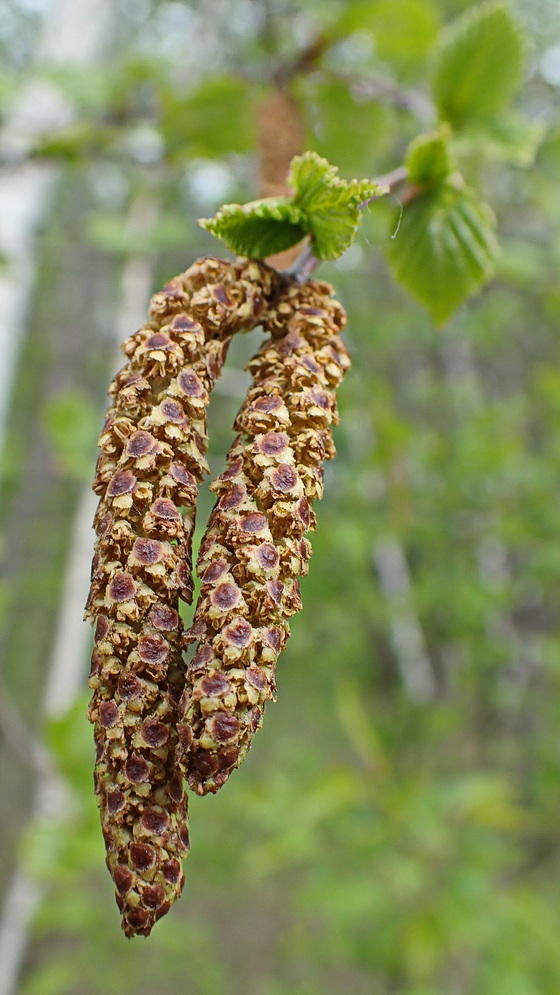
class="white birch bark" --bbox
[0,2,114,990]
[373,534,437,703]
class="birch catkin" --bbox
[86,257,280,936]
[175,278,350,795]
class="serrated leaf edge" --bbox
[199,151,387,262]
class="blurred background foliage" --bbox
[1,0,560,993]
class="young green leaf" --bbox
[432,2,525,129]
[200,151,386,262]
[199,197,307,258]
[387,180,498,324]
[288,151,380,214]
[288,152,385,260]
[43,390,100,480]
[405,126,454,186]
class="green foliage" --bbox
[29,66,255,163]
[45,65,121,113]
[456,110,546,168]
[162,75,256,160]
[288,151,383,259]
[432,2,525,128]
[405,126,454,185]
[200,152,384,261]
[46,696,97,796]
[85,210,190,256]
[199,196,307,258]
[31,122,113,162]
[302,77,393,175]
[42,391,99,480]
[0,69,17,110]
[387,177,498,324]
[388,126,498,321]
[21,696,102,896]
[383,2,532,320]
[336,0,442,78]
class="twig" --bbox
[285,241,316,282]
[287,164,410,281]
[360,164,409,207]
[273,35,330,87]
[333,72,436,127]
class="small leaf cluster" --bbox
[12,1,535,327]
[199,3,531,324]
[387,128,499,325]
[199,152,384,261]
[387,2,528,324]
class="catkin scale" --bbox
[175,278,350,795]
[86,257,282,936]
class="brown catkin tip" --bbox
[86,257,283,936]
[176,278,350,795]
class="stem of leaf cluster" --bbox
[361,164,409,206]
[287,164,410,281]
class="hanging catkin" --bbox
[86,257,281,936]
[175,278,350,795]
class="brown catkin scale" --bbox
[86,257,283,936]
[176,278,350,795]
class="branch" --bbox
[333,72,436,127]
[273,35,331,87]
[286,164,410,281]
[361,164,409,205]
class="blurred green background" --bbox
[1,0,560,992]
